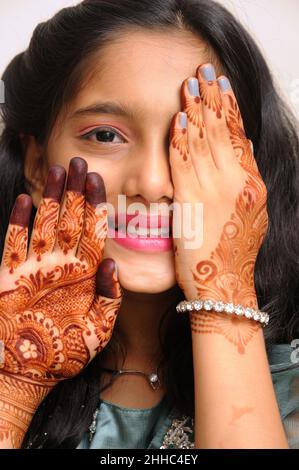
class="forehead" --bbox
[68,31,212,119]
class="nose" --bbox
[122,134,174,204]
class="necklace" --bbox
[99,366,162,391]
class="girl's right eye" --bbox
[80,126,126,145]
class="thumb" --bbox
[87,258,122,354]
[95,258,122,299]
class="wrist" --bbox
[183,282,258,310]
[0,371,55,448]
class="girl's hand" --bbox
[169,63,268,347]
[0,157,122,386]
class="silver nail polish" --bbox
[200,64,216,81]
[187,78,200,96]
[218,77,231,91]
[180,113,187,128]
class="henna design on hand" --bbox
[171,66,269,351]
[170,125,189,162]
[57,191,85,255]
[0,158,122,447]
[3,195,32,274]
[31,198,60,261]
[197,68,223,119]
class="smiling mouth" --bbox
[113,224,172,237]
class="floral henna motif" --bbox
[3,226,28,274]
[0,264,122,383]
[171,125,189,162]
[57,191,85,255]
[0,270,95,380]
[198,78,223,119]
[190,311,259,354]
[31,198,60,261]
[183,94,205,139]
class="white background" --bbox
[0,0,298,117]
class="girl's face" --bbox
[36,31,211,293]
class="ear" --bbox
[22,135,49,208]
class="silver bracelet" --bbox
[176,299,269,327]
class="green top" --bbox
[77,344,299,449]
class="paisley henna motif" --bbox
[191,174,268,307]
[224,93,259,173]
[3,226,28,274]
[188,172,268,345]
[57,191,85,255]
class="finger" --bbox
[76,172,107,269]
[196,63,236,170]
[87,259,122,354]
[217,76,259,174]
[169,111,199,198]
[28,166,66,261]
[181,76,217,184]
[1,194,32,274]
[55,157,87,256]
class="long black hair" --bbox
[0,0,298,449]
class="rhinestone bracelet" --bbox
[176,299,269,327]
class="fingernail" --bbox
[180,112,187,128]
[199,64,216,81]
[10,194,32,226]
[43,166,66,202]
[66,157,88,193]
[85,173,106,207]
[218,77,231,92]
[187,78,200,96]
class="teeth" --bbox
[122,225,171,237]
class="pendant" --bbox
[148,372,161,390]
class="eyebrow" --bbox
[70,101,142,121]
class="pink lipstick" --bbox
[108,212,173,252]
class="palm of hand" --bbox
[0,160,122,384]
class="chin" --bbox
[103,241,177,294]
[120,275,177,294]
